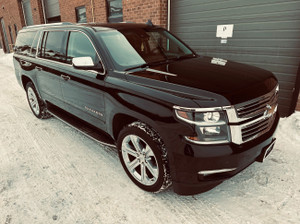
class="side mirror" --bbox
[72,56,95,69]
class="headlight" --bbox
[174,107,230,144]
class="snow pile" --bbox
[0,49,14,70]
[276,111,300,145]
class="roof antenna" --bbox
[146,19,153,26]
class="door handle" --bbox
[36,66,42,71]
[61,74,70,81]
[20,60,31,66]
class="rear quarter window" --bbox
[14,31,37,56]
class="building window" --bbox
[14,24,18,37]
[43,0,61,23]
[107,0,123,23]
[8,26,14,44]
[75,6,87,23]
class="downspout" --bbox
[41,0,47,24]
[167,0,170,31]
[91,0,95,22]
[21,2,27,26]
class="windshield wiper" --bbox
[124,60,170,71]
[168,54,196,61]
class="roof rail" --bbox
[24,22,73,29]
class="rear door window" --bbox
[66,31,99,65]
[41,31,68,63]
[14,31,37,56]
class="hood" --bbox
[126,56,278,106]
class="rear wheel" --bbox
[117,121,172,192]
[26,82,51,119]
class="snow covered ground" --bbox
[0,49,300,224]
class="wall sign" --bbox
[216,24,234,44]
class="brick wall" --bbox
[0,0,24,52]
[123,0,168,28]
[59,0,107,23]
[31,0,44,24]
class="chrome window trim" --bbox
[36,29,106,76]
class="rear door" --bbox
[36,30,68,109]
[60,30,106,130]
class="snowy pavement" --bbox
[0,50,300,223]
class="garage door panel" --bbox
[172,1,300,19]
[174,19,300,34]
[204,52,299,67]
[194,46,300,58]
[173,0,294,11]
[186,39,300,48]
[177,30,300,40]
[171,0,300,116]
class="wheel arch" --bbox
[21,75,43,99]
[21,75,32,90]
[112,113,138,140]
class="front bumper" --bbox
[169,111,279,195]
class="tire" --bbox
[26,82,51,119]
[117,121,172,193]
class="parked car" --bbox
[13,22,279,195]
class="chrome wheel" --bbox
[121,134,159,186]
[27,87,40,115]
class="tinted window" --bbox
[76,6,87,23]
[107,0,123,22]
[97,28,193,69]
[14,31,37,56]
[67,31,98,64]
[43,31,67,62]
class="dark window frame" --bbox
[8,25,14,44]
[75,5,87,23]
[106,0,123,23]
[14,24,18,38]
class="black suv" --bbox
[13,22,279,195]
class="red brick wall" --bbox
[123,0,168,28]
[59,0,107,23]
[31,0,45,24]
[0,0,25,52]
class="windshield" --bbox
[97,28,194,70]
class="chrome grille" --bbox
[236,87,278,118]
[241,115,276,142]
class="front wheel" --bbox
[26,82,51,119]
[117,121,172,193]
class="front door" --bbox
[60,31,106,130]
